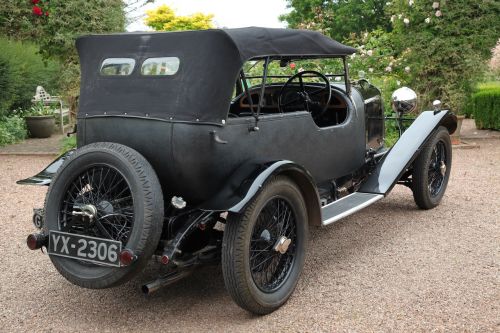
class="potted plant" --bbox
[23,102,56,138]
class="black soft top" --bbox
[77,27,356,124]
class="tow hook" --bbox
[27,232,48,250]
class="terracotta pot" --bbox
[450,115,465,145]
[25,116,55,138]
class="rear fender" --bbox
[199,160,322,226]
[360,110,457,195]
[16,150,75,186]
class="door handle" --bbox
[210,130,228,144]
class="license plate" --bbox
[48,231,122,267]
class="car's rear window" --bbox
[100,58,136,76]
[141,57,180,76]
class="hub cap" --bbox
[59,166,134,245]
[428,141,447,197]
[250,197,297,292]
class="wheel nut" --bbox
[274,236,292,254]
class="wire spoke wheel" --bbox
[250,197,297,293]
[44,142,164,289]
[427,141,447,197]
[222,176,308,314]
[412,126,452,210]
[59,165,134,246]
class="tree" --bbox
[389,0,500,112]
[0,0,126,61]
[280,0,390,42]
[490,39,500,78]
[144,5,214,31]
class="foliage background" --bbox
[144,4,214,31]
[0,0,127,100]
[281,0,500,115]
[470,82,500,130]
[0,38,61,116]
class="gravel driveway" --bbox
[1,140,498,332]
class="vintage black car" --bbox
[19,28,457,314]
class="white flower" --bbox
[390,15,396,22]
[397,80,401,86]
[404,18,410,25]
[363,32,368,38]
[350,54,356,59]
[368,68,374,73]
[432,2,440,9]
[409,0,414,6]
[367,50,373,56]
[385,66,392,72]
[386,2,391,6]
[425,17,431,23]
[405,66,411,73]
[398,14,403,19]
[435,10,442,17]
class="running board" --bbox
[321,192,383,226]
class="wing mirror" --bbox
[391,87,417,115]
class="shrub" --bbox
[60,135,76,154]
[0,37,61,116]
[471,83,500,130]
[0,115,28,147]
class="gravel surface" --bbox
[1,140,498,332]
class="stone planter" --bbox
[450,115,465,145]
[25,116,55,138]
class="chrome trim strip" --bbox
[364,96,380,105]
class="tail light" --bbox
[160,255,170,265]
[119,249,137,266]
[26,233,48,250]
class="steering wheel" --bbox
[278,70,332,119]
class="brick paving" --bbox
[460,118,500,141]
[0,133,63,156]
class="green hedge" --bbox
[0,38,61,116]
[471,83,500,130]
[0,116,28,147]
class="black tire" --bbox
[44,142,164,289]
[222,176,308,314]
[412,126,452,209]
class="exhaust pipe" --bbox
[142,270,192,295]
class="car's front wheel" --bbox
[222,176,308,314]
[412,126,452,209]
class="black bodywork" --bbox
[19,28,457,290]
[74,28,378,210]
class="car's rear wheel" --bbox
[44,142,164,288]
[222,176,308,314]
[412,126,452,209]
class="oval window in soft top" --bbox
[141,57,180,76]
[100,58,136,76]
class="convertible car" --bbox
[19,27,456,314]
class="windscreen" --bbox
[242,58,346,87]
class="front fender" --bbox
[16,150,75,186]
[360,110,457,195]
[199,160,322,225]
